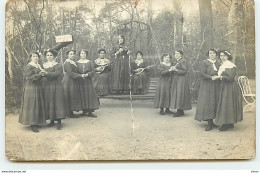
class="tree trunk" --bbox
[147,0,153,55]
[198,0,214,59]
[228,0,245,70]
[6,45,14,82]
[173,0,183,50]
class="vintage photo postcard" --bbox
[5,0,255,161]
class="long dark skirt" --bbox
[79,78,100,110]
[44,79,67,120]
[63,74,82,112]
[195,79,220,121]
[110,57,130,91]
[154,76,171,108]
[215,81,243,124]
[170,75,192,110]
[131,72,150,94]
[94,73,110,96]
[19,82,46,125]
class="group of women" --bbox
[154,49,243,131]
[18,34,151,133]
[19,49,100,132]
[109,35,150,95]
[154,50,192,117]
[18,33,243,133]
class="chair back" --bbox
[237,76,252,95]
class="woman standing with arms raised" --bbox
[110,35,131,94]
[154,53,174,115]
[63,50,86,118]
[19,52,46,133]
[195,49,221,131]
[170,50,192,117]
[214,50,243,131]
[77,50,99,117]
[43,49,66,130]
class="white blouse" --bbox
[207,59,217,71]
[94,58,110,66]
[43,61,57,69]
[134,59,144,66]
[218,60,236,76]
[65,59,77,67]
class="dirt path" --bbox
[5,99,255,161]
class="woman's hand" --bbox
[81,74,88,78]
[212,76,220,80]
[40,70,47,76]
[96,67,103,72]
[169,66,176,72]
[135,68,142,73]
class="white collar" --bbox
[218,60,236,76]
[65,59,77,67]
[43,61,57,69]
[29,62,42,69]
[161,62,171,67]
[95,58,110,65]
[207,59,216,64]
[77,59,90,63]
[207,59,217,71]
[134,59,144,66]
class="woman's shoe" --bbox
[31,125,39,133]
[165,108,174,114]
[228,123,234,129]
[88,113,97,118]
[173,109,184,117]
[217,124,229,131]
[48,120,55,127]
[160,108,165,115]
[205,120,214,131]
[57,121,62,130]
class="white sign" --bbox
[55,35,73,43]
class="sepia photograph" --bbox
[5,0,256,161]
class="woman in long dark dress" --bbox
[170,50,192,117]
[214,50,243,131]
[43,49,66,130]
[93,49,111,96]
[130,51,151,95]
[154,53,174,115]
[19,52,46,133]
[63,50,86,118]
[76,50,100,117]
[110,35,131,94]
[195,49,221,131]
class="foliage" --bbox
[5,0,255,111]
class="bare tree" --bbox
[198,0,214,59]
